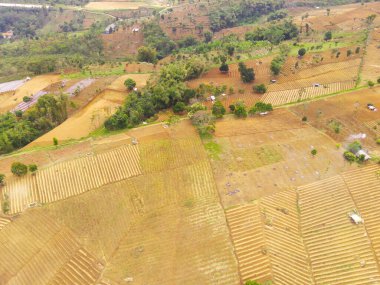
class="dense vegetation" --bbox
[2,0,89,6]
[0,94,68,154]
[104,58,206,130]
[245,21,299,45]
[209,0,285,32]
[0,26,104,80]
[0,8,50,37]
[142,22,176,59]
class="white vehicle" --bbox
[259,112,269,116]
[210,95,216,101]
[270,79,277,83]
[313,83,320,87]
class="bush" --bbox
[324,31,332,41]
[376,138,380,145]
[355,47,360,54]
[11,162,28,176]
[53,137,58,146]
[238,62,255,83]
[244,281,261,285]
[124,78,137,90]
[348,141,362,153]
[137,46,157,63]
[2,194,9,214]
[233,101,247,118]
[249,102,273,115]
[253,84,267,94]
[311,149,317,156]
[173,102,186,114]
[302,116,307,122]
[28,164,38,173]
[212,101,226,118]
[368,80,375,88]
[344,151,357,162]
[219,62,229,73]
[0,173,4,185]
[298,48,306,57]
[229,104,235,112]
[23,96,31,103]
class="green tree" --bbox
[344,151,357,162]
[368,80,375,88]
[173,102,186,114]
[298,48,306,57]
[124,78,137,90]
[212,101,226,118]
[137,46,157,63]
[244,280,261,285]
[311,149,317,156]
[253,84,267,94]
[23,96,31,103]
[233,101,247,118]
[11,162,28,176]
[355,47,360,54]
[324,31,332,41]
[347,49,352,57]
[377,77,380,84]
[238,62,255,83]
[348,141,362,153]
[0,173,5,185]
[28,164,38,174]
[53,137,58,146]
[2,194,9,214]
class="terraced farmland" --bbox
[2,144,141,214]
[342,165,380,262]
[262,80,355,106]
[298,176,380,285]
[364,119,380,135]
[0,209,102,285]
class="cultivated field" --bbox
[85,1,151,10]
[2,144,141,214]
[210,109,354,208]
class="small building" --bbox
[132,27,140,33]
[356,149,371,161]
[104,24,116,34]
[349,212,363,224]
[2,30,13,39]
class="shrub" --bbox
[1,194,9,214]
[376,138,380,145]
[28,164,38,174]
[212,101,226,118]
[347,49,352,57]
[53,137,58,146]
[124,78,137,90]
[173,102,186,114]
[311,149,317,156]
[377,77,380,84]
[137,46,157,63]
[233,101,247,118]
[298,48,306,57]
[302,116,307,122]
[244,281,261,285]
[344,151,357,162]
[249,102,273,115]
[229,104,235,112]
[355,47,360,54]
[11,162,28,176]
[368,80,375,88]
[0,173,5,185]
[253,84,267,94]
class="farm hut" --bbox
[132,28,140,32]
[356,150,371,161]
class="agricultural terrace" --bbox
[361,15,380,82]
[290,86,380,150]
[208,109,355,208]
[40,121,239,284]
[226,164,380,285]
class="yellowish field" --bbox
[0,75,60,113]
[107,73,151,91]
[85,1,149,10]
[28,90,126,145]
[211,110,354,208]
[361,18,380,82]
[0,209,102,285]
[2,144,141,214]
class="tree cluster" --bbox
[245,21,298,45]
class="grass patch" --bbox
[204,141,222,159]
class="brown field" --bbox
[361,17,380,83]
[0,121,240,284]
[210,109,354,208]
[290,86,380,150]
[293,2,380,32]
[107,73,150,91]
[0,75,60,113]
[102,25,144,58]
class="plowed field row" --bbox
[364,119,380,135]
[261,80,355,106]
[225,204,272,283]
[259,191,314,284]
[0,216,11,230]
[0,210,102,285]
[3,144,141,214]
[341,165,380,262]
[298,176,380,285]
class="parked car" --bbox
[367,103,378,111]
